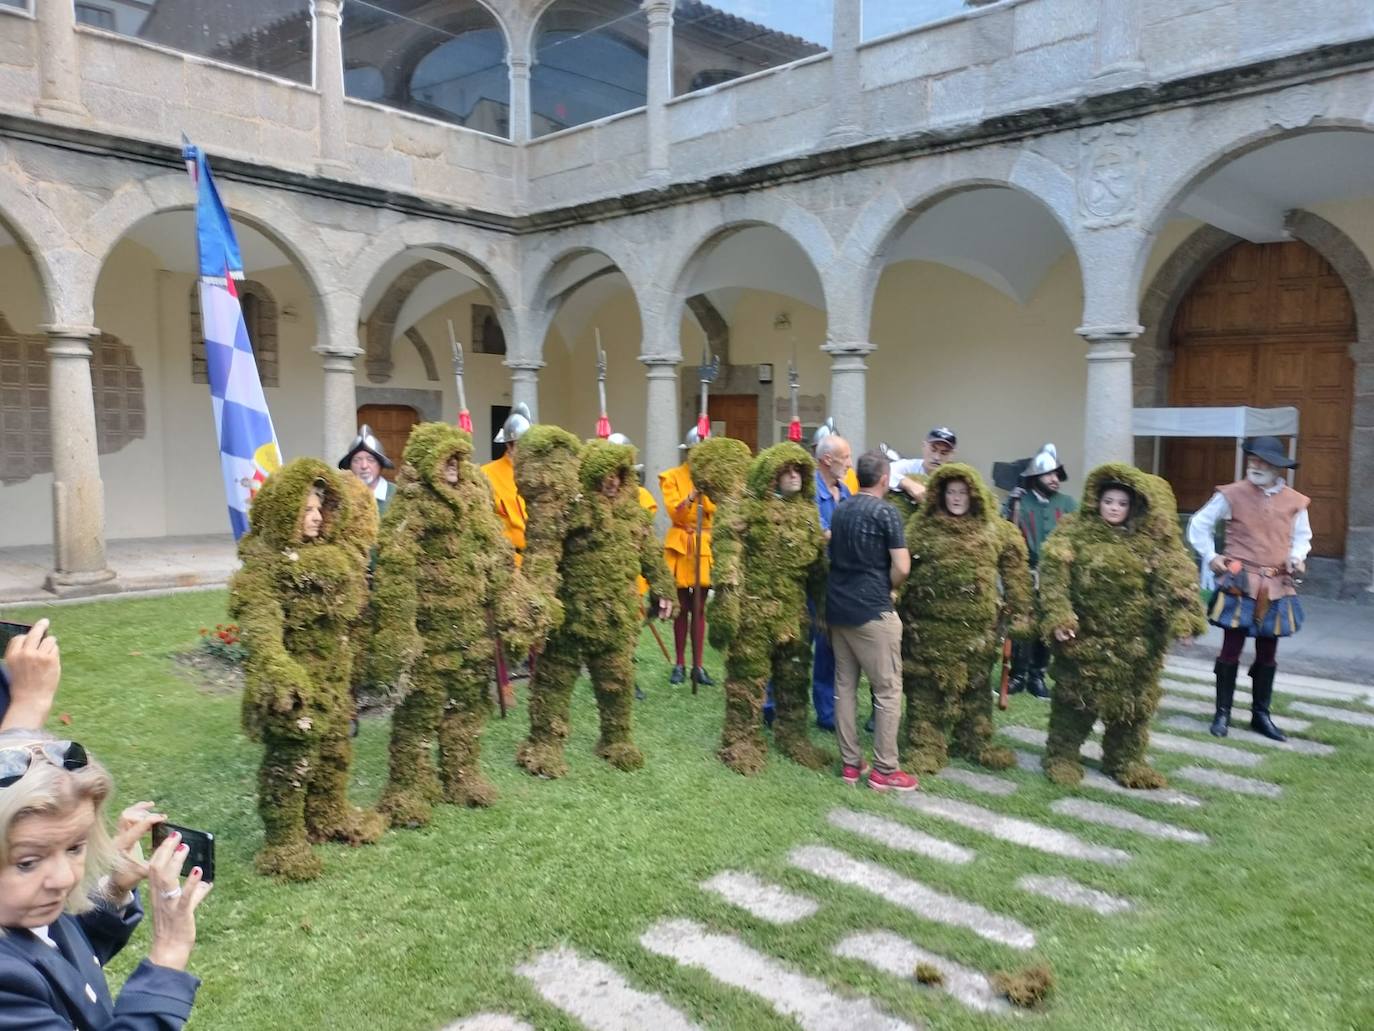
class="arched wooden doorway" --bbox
[1164,240,1354,557]
[357,403,419,482]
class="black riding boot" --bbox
[1248,664,1287,742]
[1210,660,1237,737]
[1026,641,1051,699]
[1008,640,1030,694]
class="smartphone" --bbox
[151,822,216,883]
[0,622,32,652]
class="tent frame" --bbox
[1132,406,1299,484]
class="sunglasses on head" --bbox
[0,741,89,789]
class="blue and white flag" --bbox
[184,141,283,539]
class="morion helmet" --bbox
[678,426,702,451]
[494,402,532,445]
[810,417,837,453]
[1022,442,1068,482]
[338,423,393,470]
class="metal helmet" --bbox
[338,423,394,470]
[1022,442,1067,482]
[607,432,644,473]
[810,417,837,452]
[678,426,702,451]
[494,402,532,445]
[876,441,902,463]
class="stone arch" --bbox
[385,1,513,129]
[0,188,65,327]
[526,243,646,362]
[1137,211,1374,591]
[81,175,334,342]
[188,279,280,387]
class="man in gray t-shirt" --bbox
[826,451,917,792]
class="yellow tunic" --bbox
[659,463,714,589]
[637,486,659,597]
[843,467,859,495]
[480,452,527,566]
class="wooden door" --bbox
[1164,241,1354,557]
[708,394,759,452]
[356,404,420,481]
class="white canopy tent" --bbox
[1132,406,1300,482]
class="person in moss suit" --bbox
[1038,463,1207,789]
[515,429,677,778]
[709,441,831,775]
[230,458,384,880]
[899,463,1033,774]
[370,422,552,826]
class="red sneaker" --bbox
[868,768,919,792]
[841,761,871,785]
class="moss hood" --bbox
[1079,462,1178,537]
[689,437,753,504]
[745,442,815,501]
[399,422,474,496]
[247,458,351,549]
[919,462,996,524]
[578,438,638,497]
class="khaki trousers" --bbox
[831,611,903,773]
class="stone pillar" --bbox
[43,326,114,591]
[641,356,680,517]
[34,0,87,118]
[509,51,531,144]
[1095,0,1145,83]
[507,359,542,420]
[643,0,672,181]
[314,0,350,176]
[319,350,359,463]
[1079,324,1140,470]
[824,341,872,453]
[826,0,863,144]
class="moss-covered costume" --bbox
[898,464,1033,774]
[708,442,830,775]
[1038,464,1207,788]
[230,459,384,881]
[370,423,550,825]
[515,429,677,778]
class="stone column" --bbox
[34,0,87,118]
[509,51,531,144]
[824,341,872,452]
[507,358,542,420]
[314,0,350,176]
[1095,0,1145,83]
[43,326,114,591]
[643,0,672,181]
[826,0,862,144]
[319,350,359,463]
[1078,324,1140,470]
[641,356,680,517]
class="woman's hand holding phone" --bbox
[145,831,213,972]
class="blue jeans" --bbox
[812,624,836,729]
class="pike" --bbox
[595,329,611,439]
[692,342,719,695]
[447,320,473,434]
[786,347,802,443]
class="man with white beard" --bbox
[1188,436,1311,742]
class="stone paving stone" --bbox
[1008,744,1202,806]
[1137,729,1267,768]
[700,871,819,925]
[1163,660,1374,704]
[442,1017,536,1031]
[1159,692,1312,733]
[789,844,1037,949]
[1050,798,1210,845]
[640,918,917,1031]
[1016,874,1134,915]
[895,791,1132,866]
[834,930,1010,1014]
[1290,700,1374,729]
[1160,715,1335,756]
[936,766,1019,796]
[516,948,702,1031]
[827,808,976,865]
[1171,765,1284,798]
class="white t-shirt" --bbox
[887,458,925,490]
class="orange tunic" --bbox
[843,467,859,495]
[480,452,527,567]
[637,485,659,596]
[659,463,714,589]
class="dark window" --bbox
[342,0,510,137]
[531,1,647,137]
[471,304,506,356]
[75,3,115,30]
[189,281,279,389]
[673,1,828,97]
[119,0,313,84]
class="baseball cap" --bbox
[925,427,957,447]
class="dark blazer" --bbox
[0,893,200,1029]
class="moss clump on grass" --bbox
[1039,463,1208,789]
[515,433,677,777]
[370,423,553,825]
[897,463,1032,774]
[710,442,830,774]
[229,458,382,880]
[992,963,1055,1008]
[913,962,944,986]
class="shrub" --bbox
[199,622,247,665]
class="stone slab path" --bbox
[1000,722,1265,769]
[516,948,702,1031]
[640,919,917,1031]
[1016,874,1134,915]
[1050,798,1210,845]
[895,792,1131,865]
[1290,700,1374,728]
[1159,692,1312,733]
[442,1017,536,1031]
[1164,657,1374,705]
[701,871,819,925]
[935,765,1019,796]
[834,930,1010,1014]
[1171,765,1284,798]
[827,807,976,865]
[1160,715,1335,756]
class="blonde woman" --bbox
[0,729,211,1028]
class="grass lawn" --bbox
[7,590,1373,1030]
